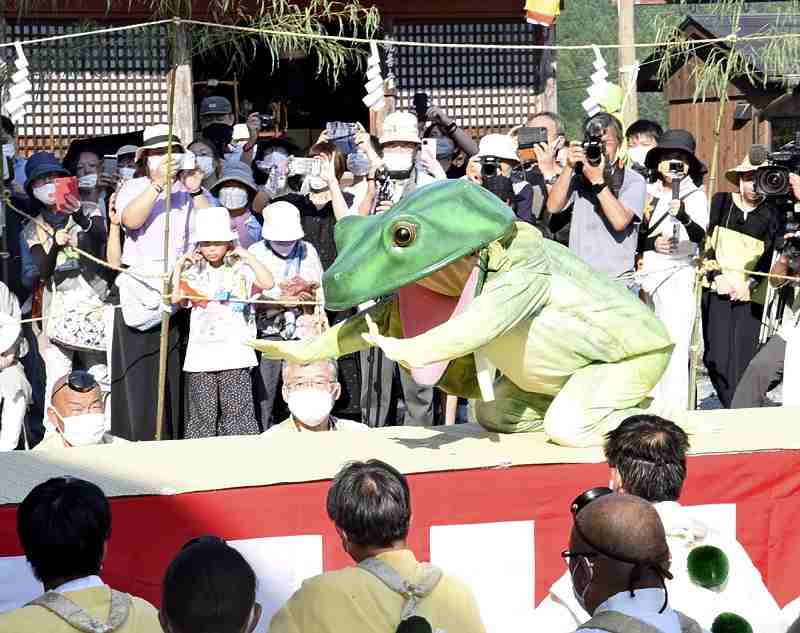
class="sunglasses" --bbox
[570,487,613,517]
[52,370,98,398]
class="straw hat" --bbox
[379,111,421,146]
[475,134,520,163]
[0,313,20,355]
[262,201,304,241]
[725,156,758,186]
[135,124,183,162]
[194,206,238,243]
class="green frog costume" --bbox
[250,180,673,446]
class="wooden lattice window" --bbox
[390,22,548,135]
[1,22,170,157]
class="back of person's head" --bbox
[625,119,663,144]
[604,415,689,502]
[570,493,672,615]
[161,536,259,633]
[17,477,111,583]
[327,460,411,547]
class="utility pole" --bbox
[618,0,639,124]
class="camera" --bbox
[668,161,685,176]
[749,137,800,270]
[753,134,800,197]
[287,156,322,178]
[517,126,549,164]
[259,114,276,132]
[582,121,604,167]
[480,156,502,179]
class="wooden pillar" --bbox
[170,23,194,146]
[618,0,638,124]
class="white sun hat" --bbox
[476,133,520,163]
[194,206,239,243]
[379,111,421,146]
[262,201,305,241]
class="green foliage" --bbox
[555,0,668,139]
[687,544,730,588]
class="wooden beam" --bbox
[618,0,638,123]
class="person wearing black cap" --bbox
[638,129,708,409]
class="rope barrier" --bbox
[0,15,795,54]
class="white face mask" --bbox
[383,151,414,176]
[119,167,136,180]
[627,145,651,166]
[197,155,215,178]
[2,143,15,159]
[307,176,327,191]
[57,412,106,447]
[78,173,98,190]
[219,186,249,210]
[33,182,56,205]
[287,389,334,427]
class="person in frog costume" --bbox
[251,179,673,446]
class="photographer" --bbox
[421,105,479,179]
[474,134,535,224]
[732,172,800,409]
[546,112,646,284]
[638,130,708,409]
[701,155,781,408]
[358,111,444,217]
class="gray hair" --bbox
[527,111,565,137]
[281,359,339,383]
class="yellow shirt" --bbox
[0,586,163,633]
[269,549,486,633]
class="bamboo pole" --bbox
[154,22,180,441]
[687,51,735,410]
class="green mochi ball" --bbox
[687,545,730,588]
[711,612,753,633]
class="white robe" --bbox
[533,501,787,633]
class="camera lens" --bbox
[758,168,789,196]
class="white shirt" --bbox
[533,501,783,633]
[582,589,688,633]
[182,263,257,372]
[52,575,104,594]
[247,240,324,302]
[344,179,369,214]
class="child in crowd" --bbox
[172,206,274,438]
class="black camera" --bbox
[784,211,800,272]
[259,114,276,132]
[753,134,800,197]
[480,156,502,179]
[582,121,604,167]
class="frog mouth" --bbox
[395,266,480,385]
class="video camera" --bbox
[749,140,800,271]
[582,121,604,167]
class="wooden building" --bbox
[1,0,557,155]
[637,13,800,192]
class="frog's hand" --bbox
[246,299,398,363]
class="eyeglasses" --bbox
[570,487,613,517]
[285,379,334,391]
[561,549,598,569]
[52,370,98,398]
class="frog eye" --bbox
[392,222,416,248]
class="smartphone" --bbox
[102,155,117,176]
[54,176,79,213]
[288,156,322,178]
[326,121,359,155]
[421,138,437,163]
[413,93,429,122]
[668,161,685,175]
[517,127,549,150]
